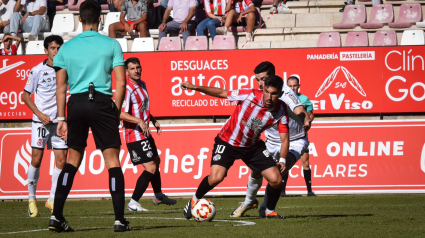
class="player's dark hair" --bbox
[254,61,275,76]
[264,75,283,92]
[80,0,101,25]
[125,57,141,69]
[44,35,64,49]
[287,76,300,84]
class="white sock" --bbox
[129,199,139,206]
[244,175,263,206]
[49,166,62,202]
[154,192,164,199]
[192,195,199,202]
[266,208,274,215]
[28,165,40,200]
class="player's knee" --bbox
[208,174,224,186]
[247,12,255,20]
[269,178,282,189]
[109,24,115,32]
[55,157,66,168]
[251,172,262,179]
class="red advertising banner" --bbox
[1,47,425,120]
[1,120,424,199]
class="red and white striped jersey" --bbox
[1,44,18,55]
[205,0,227,15]
[231,0,253,16]
[218,89,289,147]
[122,78,151,143]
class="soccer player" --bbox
[284,74,315,197]
[50,0,130,232]
[230,62,312,217]
[22,35,67,218]
[121,57,177,211]
[181,75,290,219]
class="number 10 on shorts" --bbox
[215,145,226,154]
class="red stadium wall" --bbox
[1,120,425,199]
[1,46,425,120]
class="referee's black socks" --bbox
[265,183,281,211]
[132,170,154,201]
[195,176,215,200]
[53,163,78,220]
[108,167,125,222]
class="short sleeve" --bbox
[189,0,198,7]
[167,0,173,8]
[303,97,314,112]
[204,2,211,13]
[24,68,38,94]
[278,105,289,133]
[244,0,253,7]
[120,0,127,14]
[53,47,66,70]
[112,40,125,68]
[39,0,47,8]
[142,0,148,14]
[282,85,302,111]
[122,88,132,113]
[227,89,253,102]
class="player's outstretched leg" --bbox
[127,170,153,212]
[261,168,285,219]
[49,163,78,232]
[231,173,261,217]
[151,158,177,206]
[184,166,225,219]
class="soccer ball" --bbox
[191,199,216,222]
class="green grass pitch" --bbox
[0,195,424,237]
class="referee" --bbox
[48,0,131,233]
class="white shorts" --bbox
[31,122,68,150]
[266,136,309,162]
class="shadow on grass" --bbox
[131,225,186,231]
[286,214,373,219]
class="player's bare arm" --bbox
[150,114,162,135]
[56,68,68,140]
[120,112,151,137]
[22,92,52,125]
[278,132,289,173]
[308,111,315,122]
[293,106,311,132]
[114,65,126,112]
[180,82,228,98]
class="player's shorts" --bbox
[266,136,309,162]
[126,136,159,165]
[120,20,149,32]
[67,92,121,150]
[211,136,276,175]
[31,122,68,150]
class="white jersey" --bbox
[24,60,58,123]
[265,84,306,143]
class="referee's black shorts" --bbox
[67,92,121,150]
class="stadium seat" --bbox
[26,41,46,55]
[388,3,422,28]
[44,14,75,37]
[400,30,424,45]
[345,31,368,47]
[373,30,397,46]
[185,36,208,50]
[317,32,341,47]
[333,5,366,29]
[99,12,120,36]
[101,4,109,10]
[132,37,155,52]
[56,0,76,11]
[158,37,182,51]
[212,35,236,50]
[417,21,425,28]
[115,38,128,52]
[360,4,393,29]
[69,0,86,11]
[262,0,273,4]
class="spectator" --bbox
[197,0,227,42]
[1,32,21,55]
[0,0,16,33]
[46,0,63,30]
[157,0,197,49]
[216,0,255,42]
[10,0,50,41]
[111,0,123,11]
[269,0,291,14]
[109,0,149,38]
[146,0,172,29]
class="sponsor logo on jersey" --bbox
[231,90,239,97]
[263,150,270,157]
[213,154,221,161]
[37,139,43,146]
[43,72,49,76]
[132,150,141,162]
[242,117,263,132]
[147,151,153,158]
[141,97,150,112]
[26,77,32,85]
